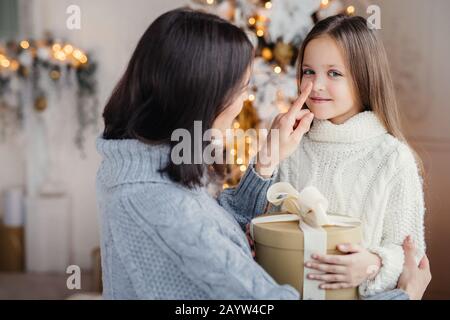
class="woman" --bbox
[96,8,430,299]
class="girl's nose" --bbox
[312,78,326,92]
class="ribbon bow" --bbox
[266,182,358,227]
[267,182,332,227]
[250,182,359,239]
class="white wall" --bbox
[0,0,185,269]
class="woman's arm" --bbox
[363,289,410,300]
[217,85,314,231]
[217,161,276,231]
[112,191,299,299]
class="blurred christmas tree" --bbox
[189,0,365,187]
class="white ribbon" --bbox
[250,182,360,300]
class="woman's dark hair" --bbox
[102,8,253,188]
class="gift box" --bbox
[251,182,362,300]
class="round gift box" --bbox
[252,213,362,300]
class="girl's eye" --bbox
[302,69,314,76]
[328,70,342,78]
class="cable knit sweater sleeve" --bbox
[360,148,426,297]
[113,188,299,300]
[217,161,275,230]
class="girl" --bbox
[275,14,426,297]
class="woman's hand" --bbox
[397,235,431,299]
[305,243,382,289]
[255,82,314,178]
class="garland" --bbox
[0,34,97,152]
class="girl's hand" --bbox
[255,82,314,178]
[305,243,382,289]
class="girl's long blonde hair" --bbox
[296,14,424,176]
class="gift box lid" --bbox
[252,213,362,250]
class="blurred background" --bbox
[0,0,448,299]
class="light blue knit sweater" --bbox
[95,137,409,300]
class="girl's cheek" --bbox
[329,83,350,103]
[327,84,338,100]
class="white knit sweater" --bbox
[276,111,426,297]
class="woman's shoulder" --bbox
[121,180,202,208]
[112,181,218,227]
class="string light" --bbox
[239,165,247,172]
[230,149,237,156]
[73,49,83,60]
[79,54,88,64]
[320,0,329,8]
[236,158,243,165]
[233,122,240,129]
[261,47,273,60]
[206,0,214,4]
[54,50,66,61]
[264,1,272,9]
[52,43,61,52]
[248,17,256,25]
[258,15,268,23]
[63,44,74,55]
[0,58,10,68]
[20,40,30,49]
[346,5,355,15]
[256,29,264,37]
[274,66,282,74]
[248,94,255,102]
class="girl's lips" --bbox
[310,97,332,103]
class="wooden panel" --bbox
[377,0,450,299]
[412,142,450,299]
